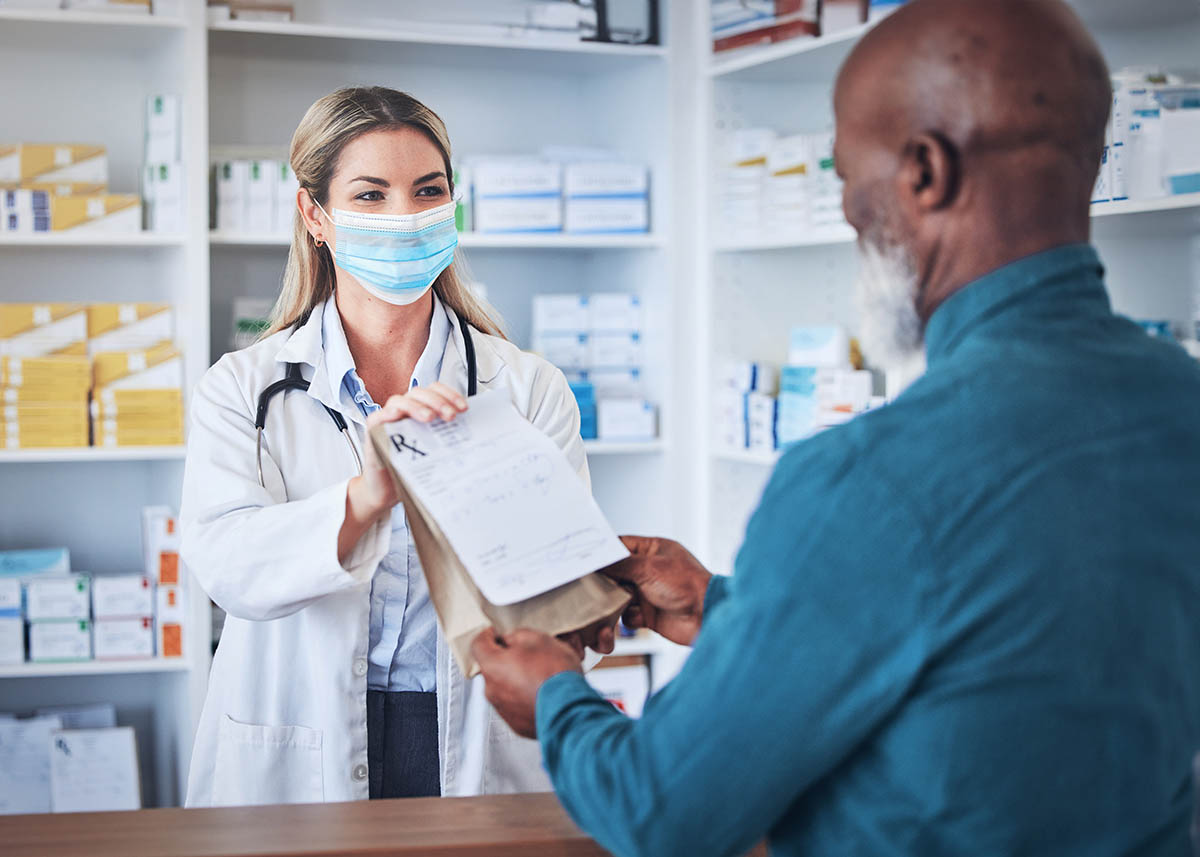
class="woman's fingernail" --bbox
[441,407,455,419]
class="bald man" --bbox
[472,1,1200,855]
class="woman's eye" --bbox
[416,186,446,198]
[355,190,384,201]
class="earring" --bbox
[314,237,325,247]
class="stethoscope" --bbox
[254,311,479,488]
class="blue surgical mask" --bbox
[314,199,458,305]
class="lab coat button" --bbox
[353,764,368,781]
[353,658,367,677]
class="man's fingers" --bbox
[622,604,646,629]
[595,625,616,655]
[470,628,505,666]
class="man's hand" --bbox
[603,536,713,648]
[472,628,583,739]
[557,612,620,659]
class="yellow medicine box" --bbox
[50,193,140,232]
[0,143,107,194]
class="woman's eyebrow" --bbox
[411,171,446,186]
[349,175,390,187]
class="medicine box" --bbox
[142,506,181,585]
[0,304,88,358]
[564,198,648,234]
[745,393,777,452]
[2,188,49,232]
[26,575,90,621]
[0,143,108,195]
[87,304,173,355]
[156,584,185,658]
[471,159,562,198]
[0,616,23,665]
[246,159,275,232]
[588,294,642,333]
[533,332,589,370]
[144,162,185,234]
[588,332,643,369]
[533,295,589,334]
[787,326,851,369]
[145,94,181,165]
[0,578,20,614]
[94,617,155,660]
[0,547,69,577]
[598,399,657,441]
[215,160,249,231]
[586,367,644,398]
[92,343,183,389]
[29,619,92,662]
[563,162,648,198]
[49,194,141,233]
[473,197,562,233]
[274,161,299,234]
[92,575,154,620]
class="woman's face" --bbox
[304,125,450,245]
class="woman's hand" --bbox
[338,382,467,565]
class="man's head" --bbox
[834,0,1111,368]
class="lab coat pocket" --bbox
[483,708,552,794]
[212,714,324,806]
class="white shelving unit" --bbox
[692,0,1200,572]
[1,0,693,810]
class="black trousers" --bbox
[366,690,440,799]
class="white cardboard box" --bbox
[564,198,649,234]
[0,616,24,665]
[214,160,249,231]
[93,617,155,660]
[588,293,642,332]
[598,399,657,441]
[471,159,562,197]
[142,506,181,586]
[29,619,92,662]
[589,332,643,369]
[155,584,185,658]
[145,94,180,164]
[473,197,562,233]
[563,162,648,197]
[25,575,90,621]
[533,295,589,333]
[533,333,589,369]
[0,578,21,614]
[245,159,275,232]
[273,161,299,235]
[91,575,154,620]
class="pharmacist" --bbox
[473,1,1200,855]
[180,86,605,806]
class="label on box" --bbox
[94,617,155,660]
[29,619,91,662]
[26,575,90,621]
[92,575,154,620]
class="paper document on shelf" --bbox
[0,715,62,815]
[50,727,141,813]
[376,389,629,606]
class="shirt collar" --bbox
[924,243,1108,367]
[320,290,453,419]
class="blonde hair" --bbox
[264,86,505,339]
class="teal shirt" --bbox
[537,245,1200,857]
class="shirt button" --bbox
[353,658,367,677]
[353,764,368,781]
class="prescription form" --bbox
[369,390,631,675]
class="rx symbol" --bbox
[389,433,427,459]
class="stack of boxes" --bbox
[212,157,300,235]
[88,303,183,448]
[533,293,656,441]
[0,305,90,450]
[716,326,879,454]
[0,508,186,666]
[717,127,844,240]
[0,144,140,234]
[0,302,181,449]
[460,155,650,235]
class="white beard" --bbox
[854,238,925,377]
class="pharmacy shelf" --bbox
[584,440,667,456]
[208,19,666,61]
[0,658,191,680]
[0,8,186,30]
[714,225,857,252]
[1091,193,1200,218]
[709,21,873,81]
[209,231,664,250]
[712,195,1200,253]
[712,448,781,467]
[0,446,186,464]
[0,232,186,248]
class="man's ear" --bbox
[899,132,960,212]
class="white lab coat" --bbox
[181,298,586,807]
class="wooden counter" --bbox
[0,793,611,857]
